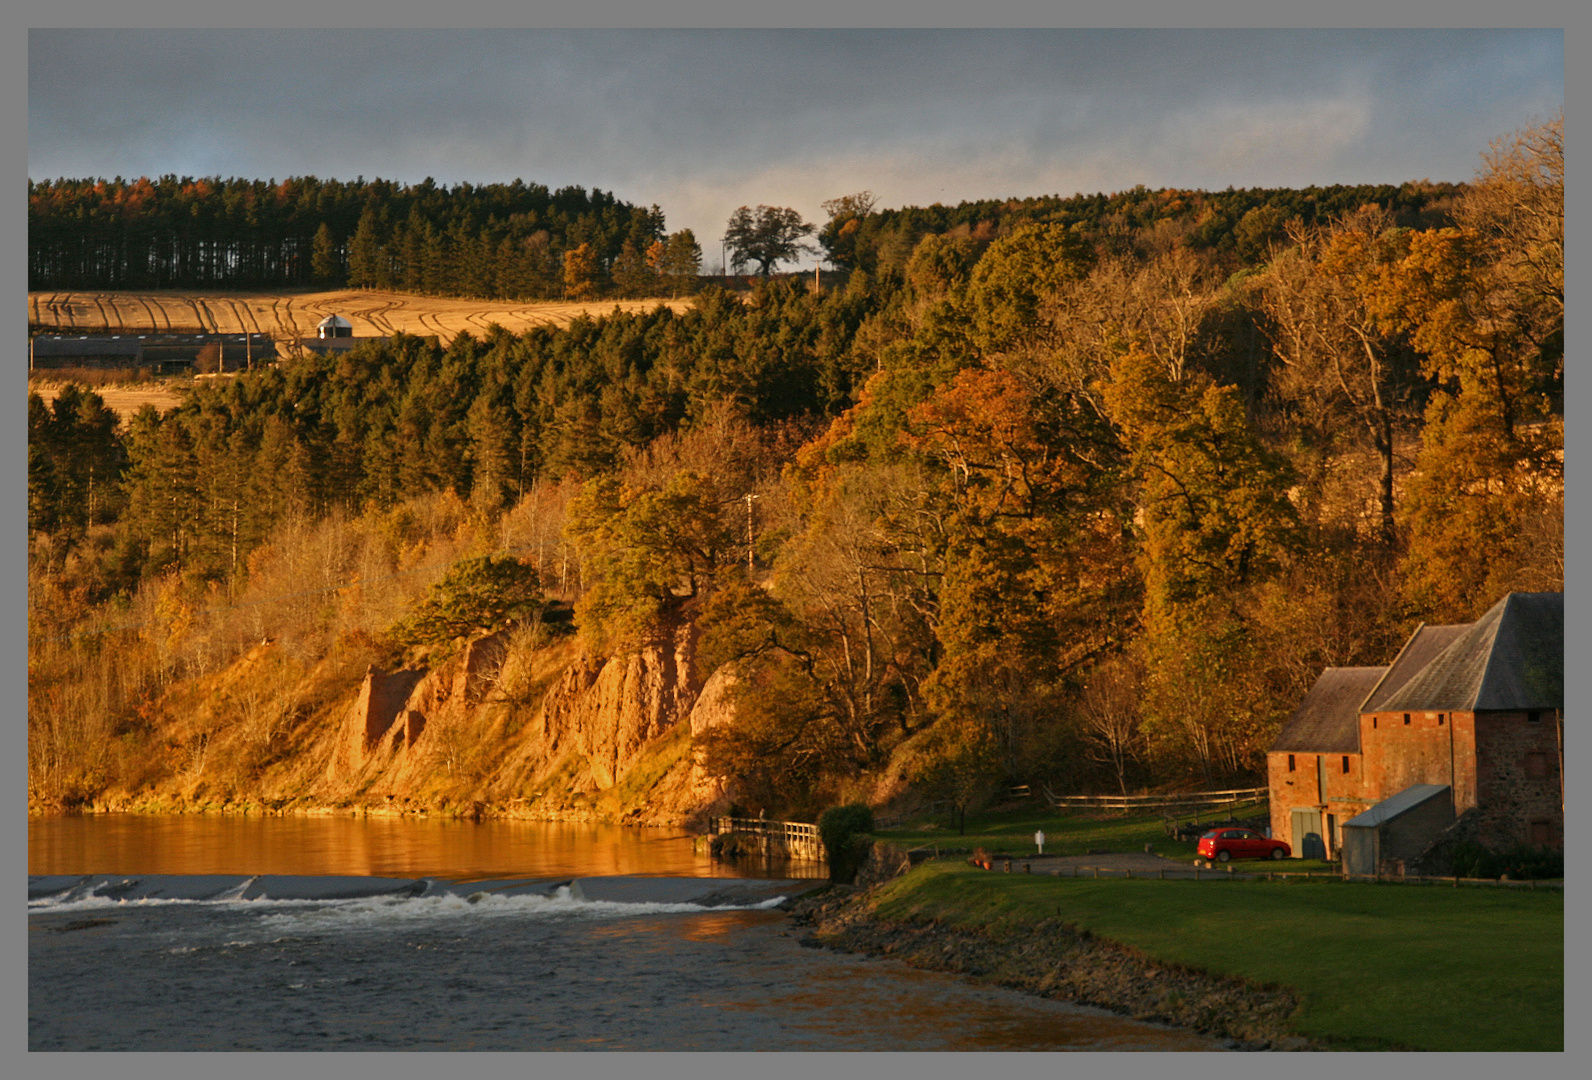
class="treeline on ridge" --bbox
[28,175,702,298]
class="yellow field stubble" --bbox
[28,289,693,344]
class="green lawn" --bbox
[868,861,1563,1051]
[873,801,1337,871]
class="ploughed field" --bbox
[28,289,693,344]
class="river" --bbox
[29,814,1227,1051]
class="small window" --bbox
[1438,714,1445,726]
[1404,713,1411,725]
[1288,754,1296,772]
[1528,710,1542,723]
[1526,752,1549,779]
[1372,717,1378,729]
[1342,755,1350,774]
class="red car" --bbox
[1197,828,1290,862]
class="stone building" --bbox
[1268,592,1562,869]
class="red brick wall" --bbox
[1473,711,1563,849]
[1269,750,1366,854]
[1359,710,1473,808]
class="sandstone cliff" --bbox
[87,609,742,824]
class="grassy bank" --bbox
[864,861,1562,1051]
[873,802,1336,872]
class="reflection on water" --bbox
[28,814,826,881]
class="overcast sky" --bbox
[29,29,1562,270]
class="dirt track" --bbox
[28,289,693,344]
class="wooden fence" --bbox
[1043,785,1269,812]
[709,817,824,862]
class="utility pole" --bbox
[744,492,760,575]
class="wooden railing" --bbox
[709,817,824,862]
[1043,785,1269,812]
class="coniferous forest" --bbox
[27,115,1561,818]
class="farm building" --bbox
[31,335,144,370]
[298,314,384,355]
[30,333,275,373]
[1268,592,1562,872]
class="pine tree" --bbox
[310,222,341,285]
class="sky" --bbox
[28,28,1563,271]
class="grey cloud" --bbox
[30,29,1561,259]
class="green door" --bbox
[1291,809,1325,859]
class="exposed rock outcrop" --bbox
[543,621,701,790]
[316,617,728,822]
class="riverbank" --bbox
[787,859,1563,1051]
[785,879,1311,1051]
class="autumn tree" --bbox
[1075,654,1144,794]
[818,191,878,271]
[1100,348,1300,782]
[907,715,1004,833]
[1384,116,1563,619]
[562,242,599,300]
[1256,209,1422,545]
[564,470,733,646]
[723,205,815,276]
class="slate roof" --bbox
[1343,784,1451,829]
[1360,623,1470,712]
[1271,667,1387,753]
[1376,592,1563,713]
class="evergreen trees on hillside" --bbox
[27,117,1561,811]
[27,174,680,298]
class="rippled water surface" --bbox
[29,816,1226,1052]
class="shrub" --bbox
[819,802,875,884]
[389,554,541,648]
[1450,840,1563,880]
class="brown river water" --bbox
[29,815,1227,1051]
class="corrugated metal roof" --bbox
[1271,667,1386,752]
[1377,592,1562,712]
[32,337,143,357]
[1343,784,1451,829]
[1361,623,1470,712]
[317,314,353,328]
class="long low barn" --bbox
[30,333,278,373]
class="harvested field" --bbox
[28,289,694,344]
[29,378,189,422]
